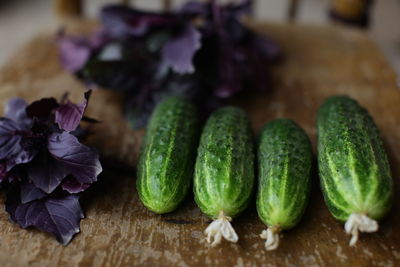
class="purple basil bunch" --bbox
[58,0,282,128]
[0,91,102,244]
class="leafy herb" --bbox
[58,0,282,128]
[0,92,102,245]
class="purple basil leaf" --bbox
[20,182,47,204]
[6,148,37,172]
[54,102,85,132]
[57,32,92,73]
[100,5,175,38]
[215,44,241,98]
[0,118,37,171]
[6,192,84,245]
[210,2,242,98]
[57,0,281,129]
[5,98,26,120]
[161,24,202,74]
[61,176,90,193]
[28,156,68,194]
[0,119,23,159]
[180,1,209,16]
[5,98,32,129]
[88,27,112,50]
[54,91,91,132]
[26,98,59,119]
[0,162,7,182]
[48,132,102,192]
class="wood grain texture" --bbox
[0,21,399,266]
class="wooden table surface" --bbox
[0,21,399,267]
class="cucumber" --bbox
[256,119,312,250]
[317,95,393,246]
[136,96,199,214]
[194,106,255,246]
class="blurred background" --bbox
[0,0,399,78]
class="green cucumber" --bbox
[194,106,255,246]
[136,96,199,214]
[317,95,393,246]
[256,119,312,250]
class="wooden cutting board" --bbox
[0,21,399,267]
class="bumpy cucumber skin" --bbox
[256,119,312,230]
[194,107,255,219]
[317,96,393,222]
[137,96,199,214]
